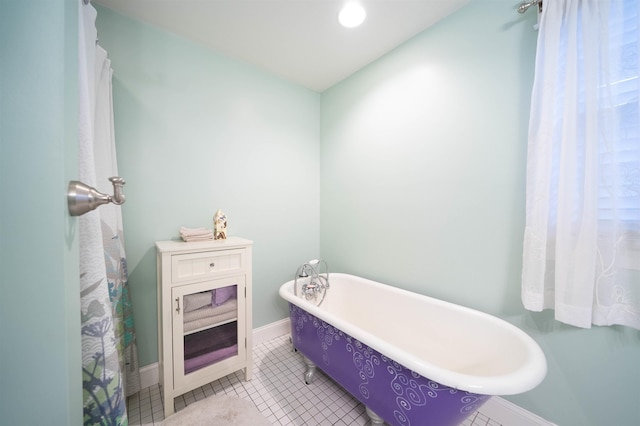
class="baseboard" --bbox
[139,362,159,390]
[139,318,291,390]
[481,396,556,426]
[252,317,290,346]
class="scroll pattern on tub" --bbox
[291,305,490,426]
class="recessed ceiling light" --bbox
[338,2,366,28]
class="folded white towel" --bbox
[183,291,213,312]
[183,310,237,334]
[181,234,213,242]
[179,226,214,241]
[184,298,237,323]
[180,226,212,237]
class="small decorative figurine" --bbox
[213,209,227,240]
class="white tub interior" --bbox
[280,273,547,395]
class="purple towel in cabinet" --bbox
[184,321,237,360]
[184,344,239,374]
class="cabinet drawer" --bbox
[171,249,244,283]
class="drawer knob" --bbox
[209,262,215,268]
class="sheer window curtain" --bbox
[522,0,640,329]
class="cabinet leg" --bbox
[163,390,175,417]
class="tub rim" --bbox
[279,272,547,396]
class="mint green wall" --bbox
[320,1,639,426]
[0,1,82,424]
[93,1,639,424]
[95,6,320,367]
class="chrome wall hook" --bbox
[68,176,126,216]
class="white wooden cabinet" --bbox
[156,237,253,417]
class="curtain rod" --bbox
[517,0,542,14]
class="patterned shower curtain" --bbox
[79,2,140,424]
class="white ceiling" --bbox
[92,0,471,92]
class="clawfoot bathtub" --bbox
[279,273,546,426]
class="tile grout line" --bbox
[128,334,500,426]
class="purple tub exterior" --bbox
[280,274,547,426]
[290,304,489,426]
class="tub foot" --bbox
[365,406,384,426]
[289,336,298,352]
[302,356,317,384]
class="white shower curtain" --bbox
[79,1,139,424]
[93,42,141,400]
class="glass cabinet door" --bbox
[171,275,246,389]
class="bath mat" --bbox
[162,395,271,426]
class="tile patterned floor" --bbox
[127,335,501,426]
